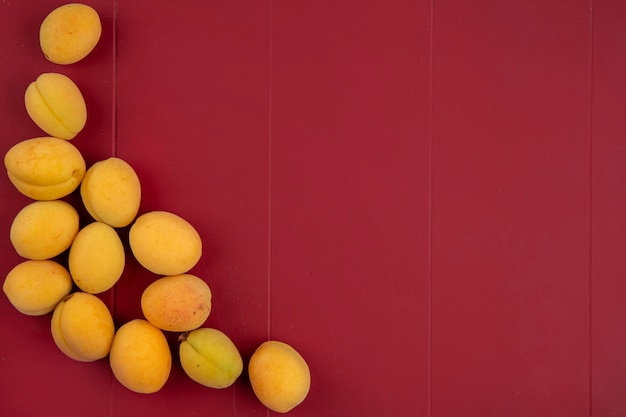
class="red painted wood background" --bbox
[1,1,625,416]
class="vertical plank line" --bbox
[588,0,594,417]
[265,3,274,417]
[111,1,118,158]
[267,0,274,346]
[427,0,435,415]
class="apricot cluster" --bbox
[2,3,310,413]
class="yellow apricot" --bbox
[40,3,102,65]
[4,137,86,200]
[179,328,243,388]
[51,292,115,362]
[248,341,311,413]
[80,157,141,227]
[129,211,202,275]
[141,274,211,332]
[24,73,87,140]
[3,260,72,316]
[68,222,125,294]
[10,200,79,260]
[109,319,172,394]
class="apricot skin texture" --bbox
[10,200,79,260]
[141,274,212,332]
[24,73,87,139]
[4,137,86,200]
[40,3,102,65]
[68,222,125,294]
[129,211,202,276]
[80,157,141,228]
[51,292,115,362]
[248,341,311,413]
[3,260,72,316]
[179,328,243,388]
[109,319,172,394]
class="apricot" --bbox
[179,328,243,389]
[4,136,86,200]
[24,73,87,139]
[51,292,115,362]
[68,222,125,294]
[141,274,211,332]
[80,157,141,227]
[10,200,79,260]
[40,3,102,65]
[248,341,311,413]
[129,211,202,275]
[3,260,72,316]
[109,319,172,394]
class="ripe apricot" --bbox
[68,222,125,294]
[3,260,72,316]
[179,328,243,388]
[10,200,79,260]
[109,319,172,394]
[4,136,86,200]
[249,341,311,413]
[141,274,211,332]
[51,292,115,362]
[129,211,202,275]
[24,73,87,140]
[40,3,102,65]
[80,157,141,228]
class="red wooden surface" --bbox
[1,1,625,416]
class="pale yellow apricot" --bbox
[24,73,87,139]
[109,319,172,394]
[141,274,211,332]
[68,222,125,294]
[40,3,102,65]
[3,260,72,316]
[51,292,115,362]
[129,211,202,275]
[4,137,86,200]
[248,341,311,413]
[10,200,79,260]
[179,328,243,388]
[80,157,141,227]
